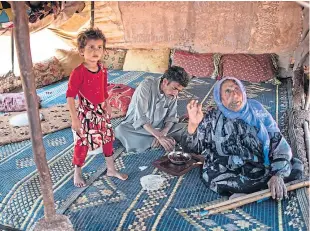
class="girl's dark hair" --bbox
[162,66,190,87]
[77,28,106,50]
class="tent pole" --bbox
[11,3,74,230]
[11,1,56,221]
[91,1,94,28]
[11,27,14,73]
[295,1,310,8]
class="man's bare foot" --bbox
[74,166,86,187]
[229,193,246,200]
[107,171,128,181]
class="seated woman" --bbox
[181,77,303,200]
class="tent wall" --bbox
[50,2,302,57]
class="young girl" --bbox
[66,28,128,187]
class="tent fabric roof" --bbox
[48,1,303,55]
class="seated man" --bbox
[181,77,303,200]
[115,66,190,152]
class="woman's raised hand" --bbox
[187,100,204,126]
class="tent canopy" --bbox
[0,1,307,76]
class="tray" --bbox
[152,153,204,176]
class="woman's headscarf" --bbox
[213,77,280,166]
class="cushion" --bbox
[0,92,41,112]
[220,54,277,82]
[171,50,215,78]
[123,49,170,73]
[55,49,84,77]
[107,83,135,115]
[0,72,22,93]
[33,56,65,88]
[101,49,127,70]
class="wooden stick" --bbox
[304,121,310,169]
[201,83,216,105]
[305,73,310,110]
[200,179,309,217]
[202,179,307,211]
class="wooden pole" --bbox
[304,121,310,169]
[200,179,310,217]
[305,75,310,110]
[295,1,310,8]
[90,1,95,28]
[11,2,56,222]
[11,27,14,73]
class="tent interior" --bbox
[0,1,309,231]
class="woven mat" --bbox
[62,78,308,231]
[1,70,308,231]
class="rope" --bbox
[211,53,222,79]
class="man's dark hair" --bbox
[77,28,106,50]
[162,66,190,87]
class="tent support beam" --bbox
[11,2,73,230]
[11,2,56,221]
[11,27,14,73]
[91,1,95,28]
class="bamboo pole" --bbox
[200,179,310,217]
[11,2,56,222]
[90,1,94,28]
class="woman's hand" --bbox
[187,100,204,125]
[268,175,287,200]
[187,100,204,134]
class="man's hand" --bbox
[268,175,287,200]
[152,129,164,140]
[157,136,175,152]
[143,124,175,151]
[187,100,204,134]
[151,138,161,148]
[151,130,175,151]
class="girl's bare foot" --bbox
[107,171,128,181]
[74,166,87,187]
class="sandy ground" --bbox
[0,28,71,76]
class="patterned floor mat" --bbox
[64,150,309,231]
[0,71,308,231]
